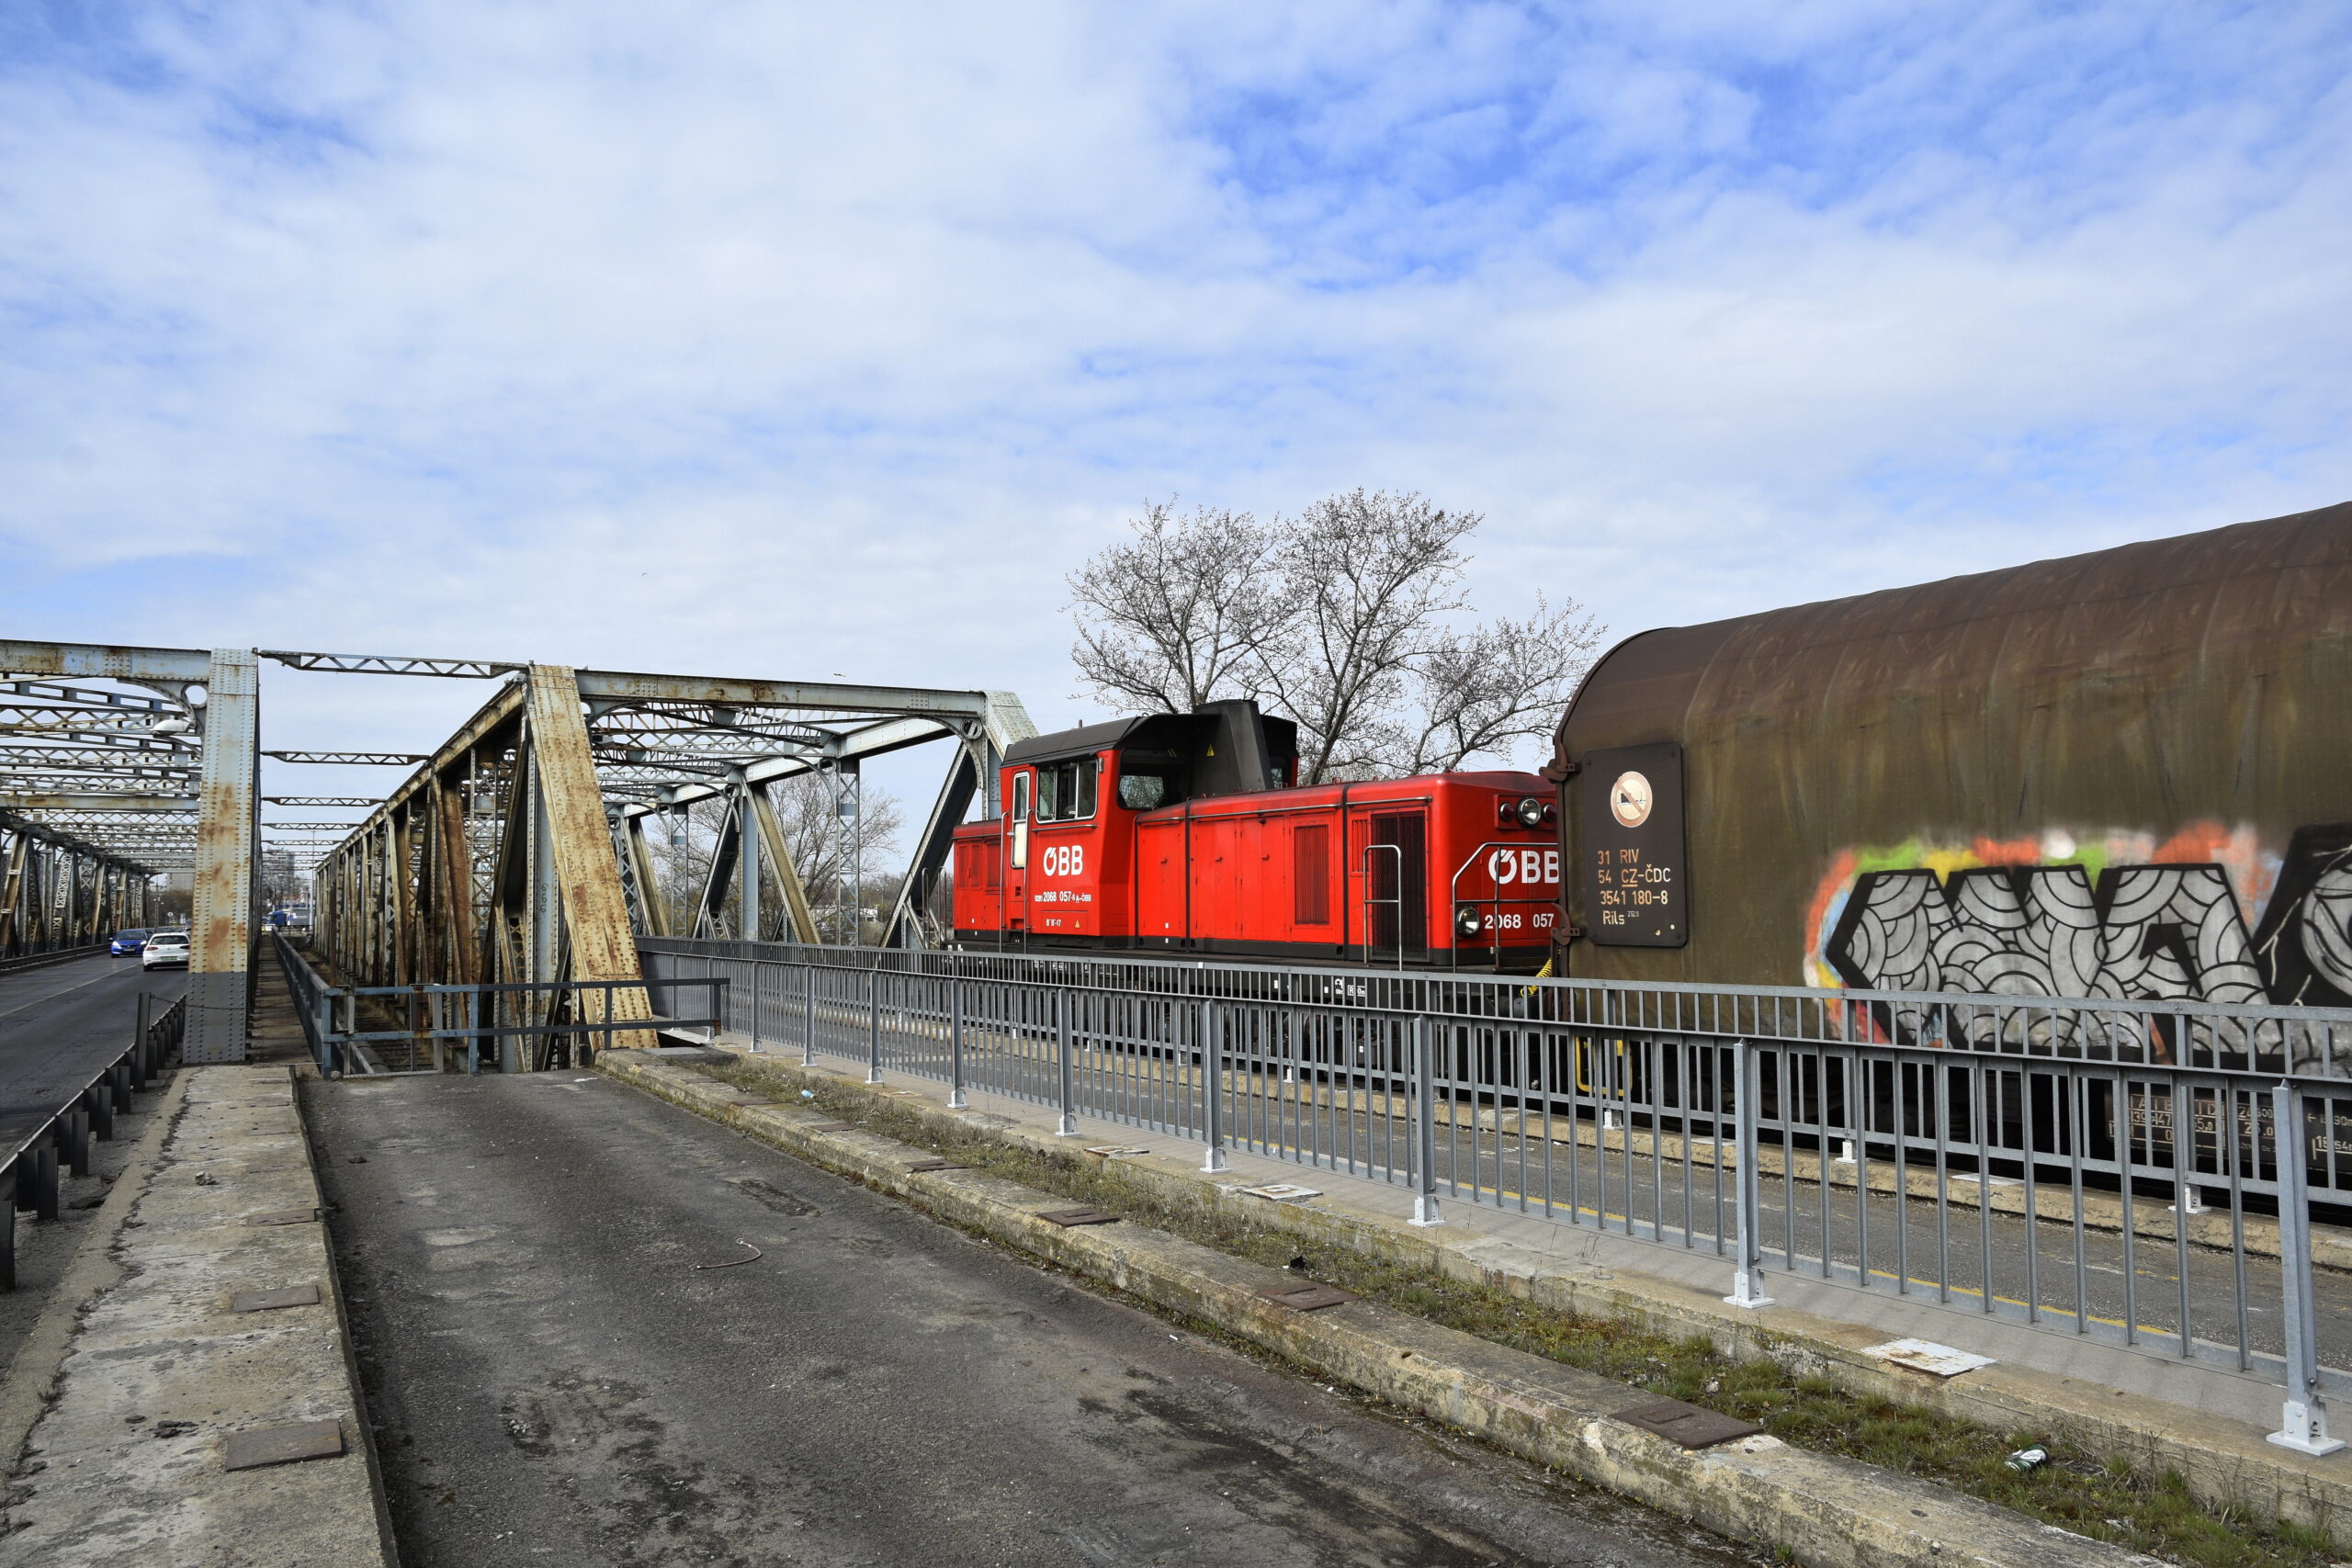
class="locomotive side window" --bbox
[1035,759,1100,822]
[1293,824,1331,925]
[1115,747,1189,810]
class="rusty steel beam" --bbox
[264,796,381,807]
[525,666,653,1049]
[573,670,992,716]
[186,649,258,1064]
[0,641,211,685]
[0,793,200,811]
[0,680,172,711]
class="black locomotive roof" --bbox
[1003,712,1216,766]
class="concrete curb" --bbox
[602,1050,2158,1568]
[665,1043,2352,1543]
[0,1066,397,1568]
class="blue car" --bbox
[110,929,150,955]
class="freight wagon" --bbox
[1545,499,2352,1034]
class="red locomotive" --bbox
[950,701,1562,969]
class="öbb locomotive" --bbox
[950,700,1562,969]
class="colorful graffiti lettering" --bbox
[1808,822,2352,1015]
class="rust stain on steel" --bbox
[1552,500,2352,986]
[526,665,656,1047]
[0,640,211,682]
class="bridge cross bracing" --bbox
[0,640,1033,1071]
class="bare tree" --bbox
[768,772,903,941]
[1064,488,1604,782]
[1068,501,1289,711]
[645,777,903,942]
[1403,594,1604,773]
[1259,491,1477,784]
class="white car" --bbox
[141,931,191,970]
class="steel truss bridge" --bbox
[0,640,1032,1066]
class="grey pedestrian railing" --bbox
[277,935,727,1076]
[645,936,2352,1453]
[1,989,184,1292]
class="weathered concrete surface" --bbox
[605,1052,2160,1568]
[307,1067,1769,1568]
[0,1069,190,1483]
[0,1066,393,1568]
[684,1038,2352,1543]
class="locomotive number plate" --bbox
[1578,742,1687,948]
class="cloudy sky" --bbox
[4,1,2348,814]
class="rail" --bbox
[642,936,2352,1456]
[1,990,185,1291]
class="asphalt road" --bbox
[0,954,185,1152]
[308,1070,1764,1568]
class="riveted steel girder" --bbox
[263,751,430,766]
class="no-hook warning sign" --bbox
[1579,742,1687,948]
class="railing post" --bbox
[1410,1014,1442,1226]
[865,969,884,1085]
[30,1138,59,1222]
[750,964,763,1054]
[2270,1081,2344,1454]
[803,966,818,1066]
[1201,998,1228,1173]
[1725,1040,1774,1309]
[312,991,334,1078]
[947,977,968,1110]
[1057,987,1079,1136]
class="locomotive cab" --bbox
[952,700,1559,970]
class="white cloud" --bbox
[0,0,2345,769]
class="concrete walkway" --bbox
[0,1066,391,1567]
[307,1067,1768,1568]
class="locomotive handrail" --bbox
[1447,840,1564,971]
[1358,842,1406,969]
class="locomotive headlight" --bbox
[1514,795,1548,829]
[1455,904,1484,939]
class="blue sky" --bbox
[3,2,2348,813]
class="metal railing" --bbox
[642,936,2352,1456]
[0,943,108,976]
[278,936,727,1077]
[1,990,184,1291]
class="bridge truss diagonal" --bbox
[288,661,1032,1072]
